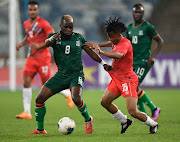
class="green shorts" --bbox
[133,62,152,85]
[44,71,84,94]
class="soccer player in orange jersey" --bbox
[85,17,158,134]
[16,1,73,119]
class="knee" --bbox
[128,109,137,118]
[101,99,108,108]
[35,93,44,104]
[71,95,81,105]
[24,78,32,88]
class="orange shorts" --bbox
[23,56,51,84]
[107,78,138,98]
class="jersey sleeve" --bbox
[148,23,158,39]
[47,33,55,39]
[23,21,28,36]
[79,34,87,44]
[47,33,56,47]
[43,20,54,36]
[116,42,129,56]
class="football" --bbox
[58,117,75,135]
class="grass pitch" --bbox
[0,89,180,142]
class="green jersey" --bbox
[48,32,86,76]
[126,20,158,64]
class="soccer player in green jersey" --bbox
[126,3,164,121]
[29,15,112,134]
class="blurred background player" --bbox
[16,1,74,119]
[126,3,163,121]
[29,14,112,134]
[85,17,158,134]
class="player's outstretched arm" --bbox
[84,41,112,49]
[45,32,61,47]
[16,35,28,51]
[45,37,54,47]
[91,43,123,59]
[98,41,112,47]
[148,35,164,66]
[83,45,112,71]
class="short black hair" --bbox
[133,3,144,11]
[28,1,38,6]
[105,17,127,34]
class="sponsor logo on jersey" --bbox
[76,41,80,46]
[139,30,143,35]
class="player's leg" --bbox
[70,75,92,134]
[138,88,160,120]
[59,89,74,109]
[16,58,37,119]
[39,58,74,109]
[135,64,160,120]
[137,98,147,113]
[126,96,158,134]
[30,72,65,134]
[102,80,132,134]
[29,85,54,134]
[71,86,93,134]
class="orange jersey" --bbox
[108,36,138,81]
[23,16,54,58]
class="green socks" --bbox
[78,101,90,122]
[35,103,46,130]
[138,91,156,113]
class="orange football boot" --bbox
[16,112,32,119]
[29,129,47,134]
[85,116,93,134]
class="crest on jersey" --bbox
[76,41,80,46]
[128,31,131,34]
[56,41,61,45]
[139,30,143,35]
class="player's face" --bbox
[107,32,121,45]
[60,20,73,36]
[133,8,144,22]
[27,4,39,19]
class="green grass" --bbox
[0,89,180,142]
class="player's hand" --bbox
[103,64,113,71]
[148,57,155,67]
[16,44,22,51]
[53,32,61,40]
[84,42,96,49]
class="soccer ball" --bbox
[58,117,75,135]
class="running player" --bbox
[16,1,74,119]
[29,14,112,134]
[85,17,158,134]
[126,3,163,121]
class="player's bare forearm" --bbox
[148,35,163,66]
[16,36,28,51]
[151,35,164,58]
[83,45,102,63]
[83,45,113,71]
[84,41,112,49]
[100,50,123,59]
[98,41,112,47]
